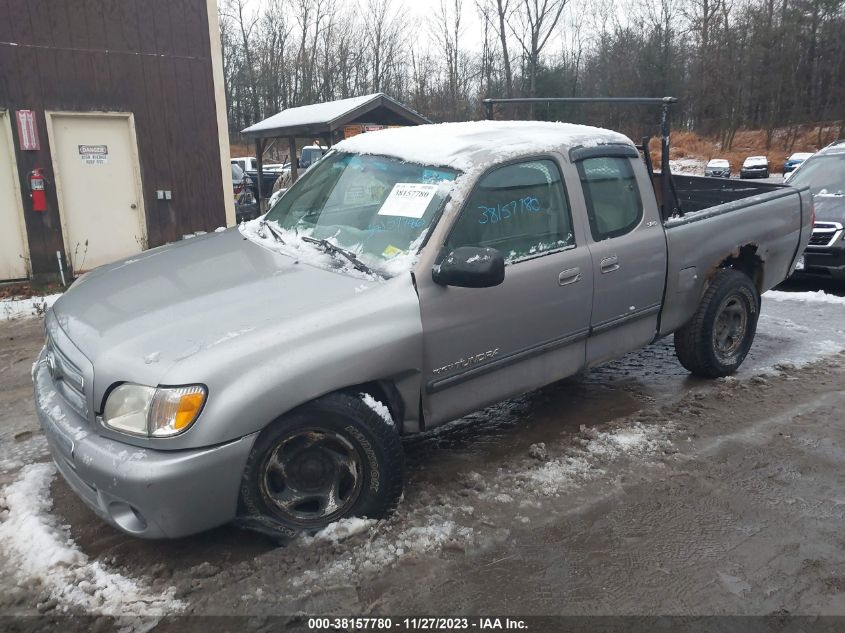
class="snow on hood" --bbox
[49,229,381,397]
[707,159,729,168]
[238,216,421,280]
[743,156,769,166]
[334,120,634,172]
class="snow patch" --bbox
[239,218,394,279]
[304,517,376,544]
[290,516,473,589]
[0,464,182,617]
[669,158,707,175]
[143,351,161,365]
[1,294,61,321]
[361,393,393,426]
[513,422,672,497]
[764,290,845,306]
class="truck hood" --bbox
[50,228,394,405]
[813,194,845,223]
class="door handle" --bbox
[600,256,620,274]
[558,267,582,286]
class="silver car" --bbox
[34,121,811,538]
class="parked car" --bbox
[231,164,258,222]
[232,157,288,199]
[704,158,731,178]
[788,140,845,279]
[783,152,813,174]
[299,145,325,169]
[34,121,811,539]
[740,156,770,179]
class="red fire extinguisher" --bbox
[29,168,47,212]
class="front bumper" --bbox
[740,168,768,178]
[34,356,257,538]
[795,243,845,279]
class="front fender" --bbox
[157,274,424,449]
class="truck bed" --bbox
[654,173,813,337]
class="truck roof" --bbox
[333,120,634,172]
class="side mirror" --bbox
[432,246,505,288]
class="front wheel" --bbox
[239,392,405,535]
[674,269,760,377]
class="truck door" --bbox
[573,152,668,366]
[416,157,593,427]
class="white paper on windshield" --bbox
[377,183,438,218]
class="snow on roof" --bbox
[334,120,634,171]
[242,93,428,135]
[789,152,813,160]
[707,159,730,166]
[744,156,768,164]
[244,95,379,134]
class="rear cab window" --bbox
[577,157,643,241]
[446,158,575,262]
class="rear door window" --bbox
[578,157,643,241]
[446,159,574,262]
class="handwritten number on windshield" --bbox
[478,196,541,224]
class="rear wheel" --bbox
[674,269,760,378]
[240,392,404,535]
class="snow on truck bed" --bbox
[334,120,634,172]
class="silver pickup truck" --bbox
[33,121,813,539]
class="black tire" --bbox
[674,268,760,378]
[239,392,404,535]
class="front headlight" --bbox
[102,383,206,437]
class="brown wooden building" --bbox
[0,0,234,282]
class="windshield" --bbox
[258,151,458,276]
[789,155,845,196]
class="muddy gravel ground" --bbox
[1,288,844,632]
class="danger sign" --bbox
[78,144,108,165]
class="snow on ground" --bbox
[765,289,845,306]
[284,419,673,596]
[302,517,377,545]
[0,294,61,321]
[669,158,707,175]
[0,463,182,618]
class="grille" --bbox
[808,222,843,249]
[45,334,88,419]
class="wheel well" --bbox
[718,244,764,292]
[340,380,405,427]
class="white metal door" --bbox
[0,112,29,280]
[48,113,146,272]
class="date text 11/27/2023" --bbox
[307,617,528,630]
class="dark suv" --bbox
[789,141,845,280]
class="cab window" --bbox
[445,159,574,262]
[578,157,643,241]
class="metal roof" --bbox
[241,93,430,139]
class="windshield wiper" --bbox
[300,236,376,276]
[259,219,285,244]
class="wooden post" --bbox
[255,138,265,212]
[288,136,299,183]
